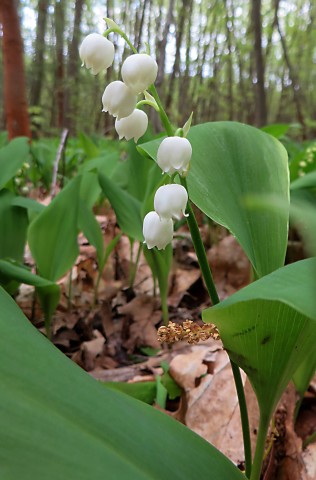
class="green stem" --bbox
[161,292,169,325]
[181,176,252,478]
[180,179,219,304]
[136,100,159,112]
[231,360,252,478]
[148,85,174,136]
[129,242,142,288]
[250,415,270,480]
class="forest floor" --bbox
[16,209,316,480]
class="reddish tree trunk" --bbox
[0,0,31,139]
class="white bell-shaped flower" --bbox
[121,54,158,94]
[154,184,188,220]
[115,109,148,142]
[102,81,136,119]
[157,137,192,175]
[143,211,173,250]
[79,33,114,75]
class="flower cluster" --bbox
[143,183,188,250]
[79,32,157,142]
[79,26,193,252]
[157,320,220,345]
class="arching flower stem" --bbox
[136,100,160,112]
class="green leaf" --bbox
[261,124,290,139]
[290,170,316,190]
[103,381,157,404]
[0,288,244,480]
[78,132,100,158]
[0,259,60,325]
[203,258,316,421]
[143,244,172,306]
[0,190,28,262]
[78,199,104,266]
[0,137,29,189]
[11,196,45,214]
[292,350,316,397]
[139,121,290,278]
[28,176,81,281]
[98,172,143,241]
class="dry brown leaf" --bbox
[207,235,250,298]
[168,267,201,307]
[169,343,246,465]
[81,329,105,371]
[119,295,162,351]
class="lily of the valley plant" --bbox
[78,19,315,480]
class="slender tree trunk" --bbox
[224,0,234,120]
[135,0,149,51]
[30,0,49,107]
[0,0,31,139]
[156,0,175,88]
[178,0,193,120]
[275,11,306,134]
[55,0,65,129]
[166,0,190,110]
[251,0,267,126]
[64,0,84,133]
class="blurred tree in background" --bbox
[0,0,315,137]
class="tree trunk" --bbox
[30,0,49,107]
[224,0,234,120]
[165,0,190,111]
[64,0,85,133]
[54,0,65,129]
[0,0,31,139]
[276,11,306,135]
[251,0,267,126]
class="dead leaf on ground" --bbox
[169,341,246,465]
[207,235,250,299]
[119,295,162,352]
[168,267,201,308]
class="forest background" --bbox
[0,0,315,140]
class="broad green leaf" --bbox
[139,122,290,278]
[290,170,316,190]
[0,137,29,189]
[0,288,244,480]
[28,176,81,281]
[103,381,157,404]
[292,350,316,397]
[261,124,290,139]
[0,259,60,325]
[203,258,316,421]
[143,244,173,309]
[98,172,143,241]
[11,196,45,214]
[0,190,28,262]
[79,153,120,178]
[125,141,161,201]
[78,131,100,158]
[80,171,102,209]
[78,199,104,266]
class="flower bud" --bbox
[115,109,148,142]
[154,184,188,220]
[143,211,173,250]
[102,81,137,119]
[79,33,114,75]
[121,54,158,94]
[157,137,192,175]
